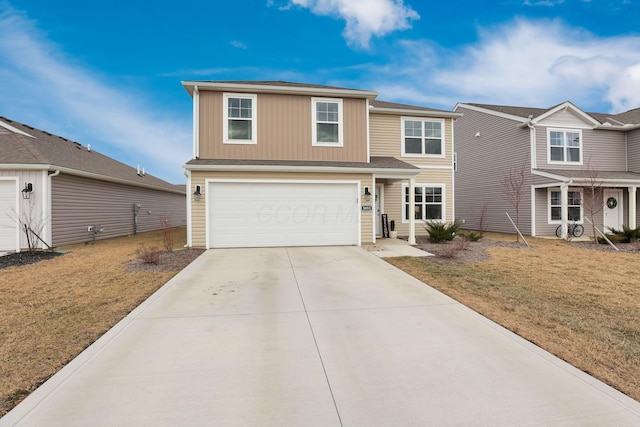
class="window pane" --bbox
[414,187,423,204]
[551,206,561,221]
[404,121,422,137]
[228,119,251,140]
[568,207,581,221]
[550,131,564,146]
[426,205,442,220]
[551,191,560,205]
[414,204,423,220]
[425,139,442,155]
[228,98,252,119]
[567,147,580,162]
[424,121,441,138]
[568,191,581,205]
[317,123,339,143]
[567,133,580,147]
[550,147,564,161]
[425,187,442,203]
[405,138,422,153]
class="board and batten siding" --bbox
[454,107,533,235]
[535,125,627,171]
[198,91,368,163]
[51,173,185,247]
[0,170,46,250]
[189,171,374,248]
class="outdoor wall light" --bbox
[21,182,33,199]
[364,187,371,202]
[193,185,201,202]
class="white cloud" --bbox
[361,19,640,113]
[288,0,419,49]
[0,5,191,183]
[230,40,247,49]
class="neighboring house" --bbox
[0,117,186,252]
[182,81,460,248]
[453,102,640,238]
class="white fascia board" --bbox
[370,107,462,119]
[0,164,49,171]
[531,101,601,127]
[531,169,572,181]
[0,121,34,137]
[181,81,378,100]
[454,103,528,123]
[594,123,640,131]
[184,163,420,177]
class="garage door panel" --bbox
[208,182,359,248]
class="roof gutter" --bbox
[181,81,378,100]
[369,106,462,119]
[183,163,421,177]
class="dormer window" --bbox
[223,93,257,144]
[548,129,581,164]
[312,98,343,147]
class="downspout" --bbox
[45,169,60,248]
[193,85,200,159]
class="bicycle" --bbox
[555,221,584,238]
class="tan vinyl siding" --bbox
[189,171,374,248]
[51,174,185,247]
[535,127,627,170]
[454,107,533,234]
[380,169,454,237]
[198,92,368,162]
[627,129,640,173]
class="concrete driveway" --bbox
[2,247,640,426]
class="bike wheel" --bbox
[555,225,563,238]
[573,224,584,237]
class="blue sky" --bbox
[1,0,639,183]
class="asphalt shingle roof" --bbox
[0,117,183,193]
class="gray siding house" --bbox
[0,117,186,251]
[453,102,640,238]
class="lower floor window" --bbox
[404,185,443,221]
[550,189,582,221]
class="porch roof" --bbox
[535,169,640,185]
[184,156,420,177]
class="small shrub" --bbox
[425,220,461,243]
[436,245,459,259]
[454,236,470,251]
[606,225,640,243]
[459,231,482,242]
[160,217,174,252]
[137,245,161,264]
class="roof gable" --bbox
[531,101,600,128]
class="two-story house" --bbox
[453,101,640,238]
[181,81,459,248]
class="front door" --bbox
[603,189,623,232]
[375,184,384,237]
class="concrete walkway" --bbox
[2,247,640,426]
[368,237,434,258]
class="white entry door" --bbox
[603,189,623,232]
[207,181,360,248]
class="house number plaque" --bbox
[361,205,373,211]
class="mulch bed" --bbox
[0,251,64,269]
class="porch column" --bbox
[408,177,416,245]
[560,183,569,239]
[629,186,637,229]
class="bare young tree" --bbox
[7,198,50,252]
[582,163,603,245]
[501,162,528,242]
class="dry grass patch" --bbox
[389,235,640,402]
[0,228,202,416]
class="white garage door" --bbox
[0,180,18,251]
[208,181,359,248]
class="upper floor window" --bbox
[403,185,444,222]
[402,118,444,157]
[548,129,581,164]
[312,98,343,146]
[223,93,257,144]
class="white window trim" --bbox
[312,97,344,147]
[223,93,257,145]
[548,187,584,224]
[401,183,446,224]
[547,128,582,165]
[401,117,445,158]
